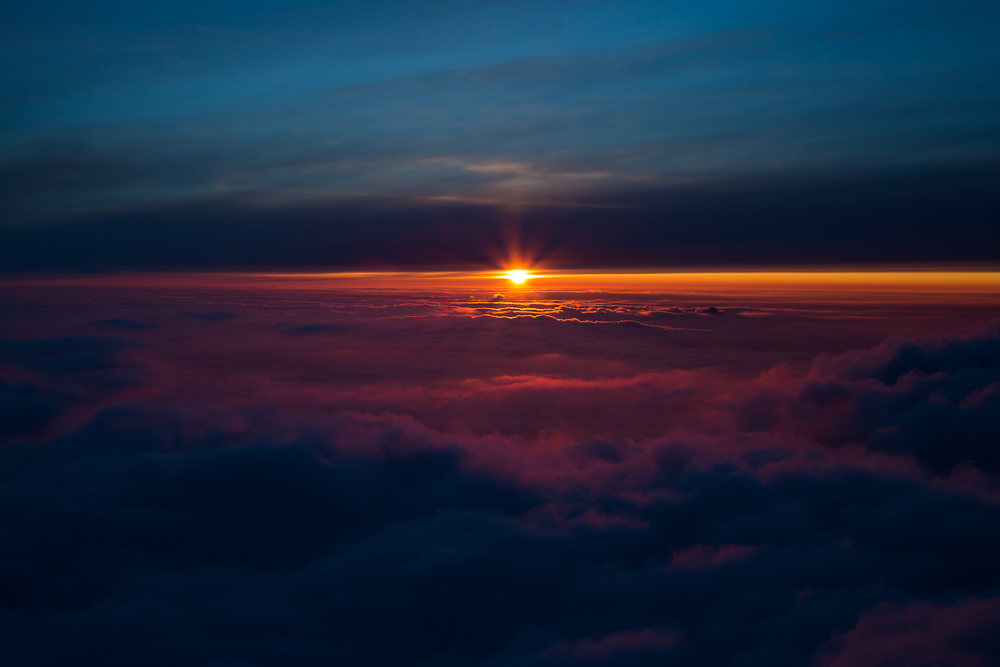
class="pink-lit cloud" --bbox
[0,284,998,666]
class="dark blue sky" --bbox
[2,0,999,268]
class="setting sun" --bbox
[505,270,529,284]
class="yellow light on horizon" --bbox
[5,269,998,298]
[505,270,530,284]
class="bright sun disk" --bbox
[505,270,529,284]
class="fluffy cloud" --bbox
[815,598,1000,667]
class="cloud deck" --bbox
[1,279,998,666]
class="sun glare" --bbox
[505,270,529,284]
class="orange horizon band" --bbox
[2,270,1000,293]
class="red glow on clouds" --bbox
[1,274,998,665]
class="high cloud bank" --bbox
[1,285,999,666]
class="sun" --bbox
[505,270,529,284]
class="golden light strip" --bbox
[3,270,999,293]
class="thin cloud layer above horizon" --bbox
[2,0,999,268]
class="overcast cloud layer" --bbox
[2,0,999,268]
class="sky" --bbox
[2,3,1000,666]
[2,0,999,269]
